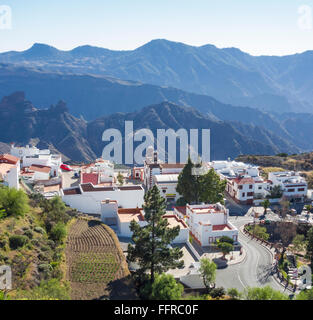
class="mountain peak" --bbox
[25,43,61,58]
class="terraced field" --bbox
[66,218,132,300]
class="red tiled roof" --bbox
[212,224,232,231]
[63,187,82,195]
[0,154,19,165]
[233,177,254,185]
[81,172,99,185]
[29,165,51,173]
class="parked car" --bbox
[60,164,72,171]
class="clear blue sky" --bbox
[1,0,313,55]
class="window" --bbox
[298,188,305,192]
[242,192,245,197]
[258,186,262,190]
[249,185,253,189]
[288,189,295,193]
[238,185,243,190]
[247,192,253,197]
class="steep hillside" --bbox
[0,92,96,162]
[87,102,298,161]
[0,93,298,162]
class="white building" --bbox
[21,165,51,181]
[61,183,145,215]
[11,144,62,177]
[144,147,185,189]
[153,174,180,204]
[81,158,114,185]
[116,207,189,244]
[209,160,269,204]
[268,171,308,200]
[209,160,259,178]
[175,203,238,246]
[0,154,20,189]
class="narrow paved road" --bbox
[215,216,291,294]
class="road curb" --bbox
[227,247,247,266]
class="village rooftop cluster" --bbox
[1,144,312,288]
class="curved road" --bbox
[216,216,290,293]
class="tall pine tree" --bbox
[176,159,226,205]
[127,186,184,285]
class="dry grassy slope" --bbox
[0,201,54,295]
[237,153,313,171]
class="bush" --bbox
[151,274,184,300]
[227,288,242,300]
[0,238,7,249]
[15,279,70,300]
[24,230,33,239]
[34,227,45,234]
[31,239,40,246]
[0,187,29,218]
[218,236,234,245]
[50,222,66,242]
[9,235,28,250]
[210,287,226,299]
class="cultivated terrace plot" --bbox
[66,218,135,300]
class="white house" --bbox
[175,203,238,246]
[0,154,20,189]
[210,160,269,204]
[116,207,189,244]
[61,183,145,215]
[153,174,181,204]
[81,159,114,185]
[11,144,62,177]
[268,171,308,200]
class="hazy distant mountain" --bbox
[87,101,298,161]
[1,40,313,113]
[0,93,298,162]
[0,64,312,152]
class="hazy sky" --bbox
[1,0,313,55]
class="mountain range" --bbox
[0,62,312,152]
[1,39,313,114]
[0,92,299,162]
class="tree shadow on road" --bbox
[257,264,275,284]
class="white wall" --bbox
[62,188,145,214]
[4,166,19,189]
[101,201,118,221]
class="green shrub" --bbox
[218,236,234,245]
[9,235,28,249]
[0,187,29,218]
[15,279,70,300]
[151,274,184,300]
[34,227,45,234]
[0,238,7,249]
[31,239,40,246]
[24,230,33,239]
[40,245,50,252]
[50,222,66,242]
[210,287,226,299]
